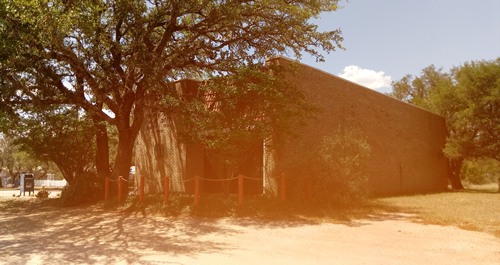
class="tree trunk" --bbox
[54,162,75,185]
[448,159,464,190]
[93,119,110,181]
[114,135,134,177]
[110,88,145,199]
[113,125,138,199]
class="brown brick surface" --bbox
[269,57,449,196]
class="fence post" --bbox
[139,175,145,202]
[104,177,110,200]
[163,176,170,203]
[280,174,286,202]
[194,175,200,206]
[238,174,244,206]
[118,176,123,202]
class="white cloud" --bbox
[338,65,392,92]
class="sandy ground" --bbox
[0,188,62,199]
[0,191,499,265]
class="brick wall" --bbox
[267,57,450,196]
[135,58,450,196]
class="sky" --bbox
[298,0,500,93]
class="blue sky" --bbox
[299,0,500,93]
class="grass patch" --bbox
[378,189,500,237]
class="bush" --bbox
[461,158,500,184]
[60,173,102,206]
[314,127,371,205]
[283,126,371,206]
[36,186,50,199]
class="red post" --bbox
[194,175,200,206]
[104,177,110,200]
[280,174,286,202]
[238,175,244,206]
[139,175,145,202]
[118,176,123,202]
[163,176,170,203]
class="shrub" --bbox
[314,127,371,204]
[283,126,371,206]
[36,186,50,199]
[461,158,500,184]
[59,172,102,206]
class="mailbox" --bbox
[20,173,35,196]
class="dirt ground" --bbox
[0,194,499,264]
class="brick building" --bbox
[135,57,450,197]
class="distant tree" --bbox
[444,59,500,161]
[0,0,343,197]
[389,65,453,109]
[0,134,57,185]
[1,106,96,184]
[389,58,500,189]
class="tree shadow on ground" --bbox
[0,195,427,264]
[0,199,238,264]
[120,193,413,229]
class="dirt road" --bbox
[0,199,499,265]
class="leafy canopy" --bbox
[0,0,344,179]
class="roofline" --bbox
[267,56,445,119]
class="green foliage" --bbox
[1,107,96,184]
[461,159,500,185]
[0,0,344,181]
[313,127,371,204]
[36,186,50,199]
[59,172,102,206]
[389,65,453,109]
[179,64,312,179]
[443,59,500,161]
[284,126,371,205]
[391,58,499,161]
[0,134,58,182]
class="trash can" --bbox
[20,173,35,196]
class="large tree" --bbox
[0,0,343,194]
[389,58,500,189]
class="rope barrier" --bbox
[119,176,129,182]
[198,176,239,182]
[243,176,262,181]
[183,178,195,183]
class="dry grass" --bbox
[377,187,500,237]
